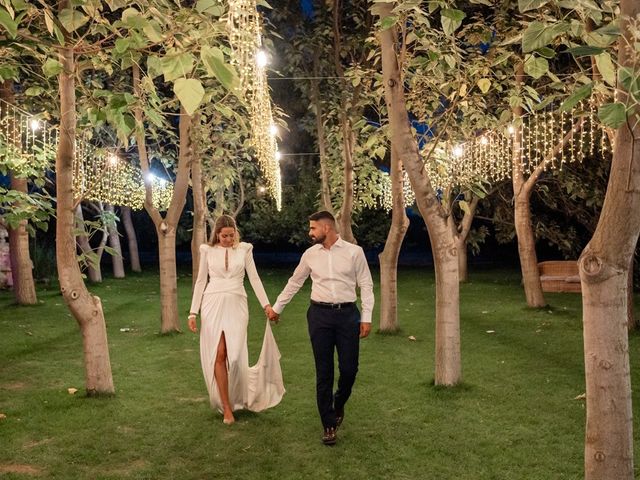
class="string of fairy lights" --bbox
[227,0,282,210]
[381,98,612,211]
[0,98,57,176]
[72,142,173,211]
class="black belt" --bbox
[310,300,355,310]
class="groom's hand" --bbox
[359,322,371,338]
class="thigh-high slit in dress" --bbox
[190,242,285,413]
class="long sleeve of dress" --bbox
[244,244,270,308]
[189,244,209,314]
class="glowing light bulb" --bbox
[480,136,488,145]
[108,154,118,166]
[508,125,515,135]
[453,145,464,157]
[30,119,41,131]
[256,50,268,68]
[275,151,282,161]
[270,123,278,136]
[258,186,266,193]
[146,173,156,183]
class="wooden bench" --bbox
[538,260,581,293]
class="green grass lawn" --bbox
[1,267,639,480]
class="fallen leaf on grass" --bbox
[486,330,495,334]
[574,393,586,400]
[119,328,132,332]
[408,336,416,341]
[67,388,78,395]
[0,413,6,420]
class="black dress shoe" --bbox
[335,408,344,428]
[322,427,337,446]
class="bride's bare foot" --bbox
[223,410,235,425]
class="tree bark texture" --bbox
[191,154,207,288]
[378,145,409,333]
[105,204,125,279]
[120,206,141,272]
[454,196,479,283]
[377,5,461,385]
[56,19,114,395]
[134,64,192,333]
[580,0,639,476]
[511,70,546,308]
[0,81,37,304]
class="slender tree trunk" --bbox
[337,116,356,243]
[75,205,102,283]
[580,0,639,476]
[378,146,409,333]
[191,154,206,288]
[0,81,37,304]
[8,176,37,304]
[627,258,637,330]
[56,14,114,395]
[120,206,141,272]
[454,196,480,283]
[134,64,192,333]
[377,5,460,384]
[105,204,125,279]
[311,52,333,213]
[511,81,546,307]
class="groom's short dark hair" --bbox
[309,211,335,223]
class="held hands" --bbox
[187,314,198,333]
[264,305,280,323]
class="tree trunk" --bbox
[120,206,141,272]
[8,176,37,304]
[191,154,207,288]
[456,236,468,283]
[158,225,180,332]
[106,204,125,279]
[378,145,409,333]
[511,81,546,308]
[454,196,480,284]
[337,115,356,243]
[311,51,333,213]
[580,1,639,474]
[134,64,192,333]
[56,15,114,395]
[377,5,461,385]
[0,81,37,305]
[75,205,102,283]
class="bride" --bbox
[188,215,284,424]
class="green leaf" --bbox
[147,56,163,78]
[598,102,626,129]
[174,78,204,115]
[459,200,470,215]
[522,21,569,53]
[594,52,615,86]
[43,58,64,77]
[196,0,224,15]
[565,45,605,57]
[559,83,593,112]
[114,37,130,53]
[477,78,491,94]
[618,67,640,102]
[524,55,548,79]
[380,15,397,31]
[161,52,195,82]
[58,8,89,32]
[441,9,465,36]
[0,65,17,81]
[143,20,163,43]
[0,7,17,38]
[25,86,45,96]
[535,46,556,59]
[201,46,238,91]
[518,0,549,12]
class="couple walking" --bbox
[188,211,374,445]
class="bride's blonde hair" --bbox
[208,214,241,247]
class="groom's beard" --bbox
[310,233,326,245]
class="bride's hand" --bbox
[188,315,198,333]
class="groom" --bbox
[268,211,374,445]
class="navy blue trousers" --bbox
[307,303,360,428]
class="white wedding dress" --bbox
[190,242,285,413]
